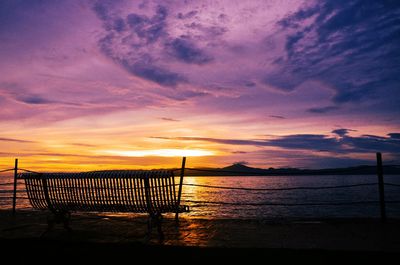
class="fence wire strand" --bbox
[177,166,383,176]
[183,200,400,206]
[0,182,15,186]
[385,183,400,187]
[0,196,29,200]
[183,182,378,191]
[18,168,40,174]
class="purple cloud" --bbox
[274,0,400,109]
[122,60,184,87]
[269,115,286,119]
[0,137,36,143]
[153,132,400,154]
[307,106,339,114]
[388,133,400,139]
[168,37,213,64]
[17,95,54,105]
[159,117,180,122]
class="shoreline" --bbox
[1,208,396,222]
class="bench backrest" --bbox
[19,170,184,213]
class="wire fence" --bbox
[184,200,400,207]
[0,182,15,186]
[176,165,400,175]
[385,183,400,187]
[1,179,399,191]
[181,182,380,191]
[179,181,400,207]
[18,168,41,174]
[0,196,29,200]
[1,157,400,218]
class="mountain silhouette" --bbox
[222,163,265,173]
[180,163,400,176]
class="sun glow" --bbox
[102,149,215,157]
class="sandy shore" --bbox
[1,210,399,261]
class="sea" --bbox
[1,174,399,219]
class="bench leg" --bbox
[147,216,153,237]
[156,213,164,241]
[62,213,72,232]
[42,210,71,237]
[147,213,164,241]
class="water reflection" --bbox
[1,174,399,219]
[179,175,400,219]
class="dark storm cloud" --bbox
[268,134,342,151]
[342,134,400,153]
[183,22,228,39]
[112,17,126,32]
[268,0,400,108]
[154,131,400,154]
[93,2,185,86]
[126,5,168,43]
[152,135,342,151]
[177,10,198,20]
[307,106,339,114]
[388,133,400,139]
[263,70,303,91]
[93,1,109,21]
[122,60,184,87]
[169,38,213,64]
[332,128,351,137]
[0,84,81,108]
[17,95,53,105]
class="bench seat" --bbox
[19,170,189,238]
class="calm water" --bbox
[1,174,399,219]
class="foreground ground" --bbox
[0,210,399,261]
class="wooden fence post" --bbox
[175,157,186,221]
[12,158,18,215]
[376,152,386,222]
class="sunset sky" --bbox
[0,0,399,171]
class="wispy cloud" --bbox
[232,151,248,154]
[159,117,180,122]
[151,136,270,146]
[0,137,36,143]
[307,106,339,114]
[332,128,357,137]
[153,131,400,154]
[69,143,98,147]
[274,0,400,108]
[269,115,286,119]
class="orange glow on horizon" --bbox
[101,149,215,157]
[0,107,397,172]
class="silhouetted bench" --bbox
[19,170,189,239]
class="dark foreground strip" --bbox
[0,238,398,263]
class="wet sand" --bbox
[1,210,399,262]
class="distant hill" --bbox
[177,163,400,176]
